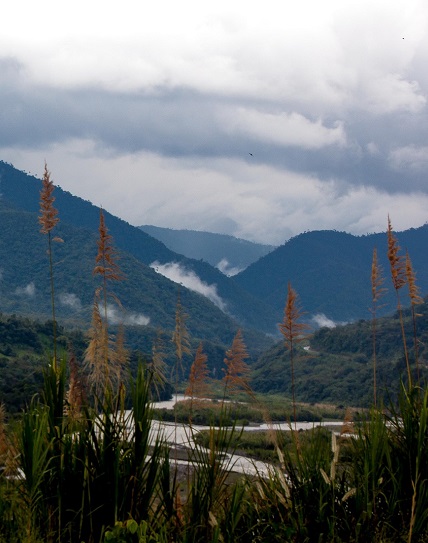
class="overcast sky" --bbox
[1,0,428,244]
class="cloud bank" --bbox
[150,261,226,311]
[59,293,82,311]
[0,1,428,243]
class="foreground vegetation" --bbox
[0,167,427,541]
[2,362,428,542]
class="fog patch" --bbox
[15,282,35,297]
[106,304,150,326]
[151,261,226,311]
[59,293,82,311]
[216,258,244,277]
[311,313,338,329]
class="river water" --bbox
[148,395,344,476]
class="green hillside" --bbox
[0,314,87,412]
[235,227,428,323]
[251,298,428,407]
[0,200,274,407]
[0,161,278,333]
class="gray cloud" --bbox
[1,1,428,244]
[1,64,427,197]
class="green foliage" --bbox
[251,299,428,406]
[104,519,167,543]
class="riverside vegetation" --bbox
[0,166,427,541]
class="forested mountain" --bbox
[4,161,427,333]
[139,224,275,275]
[0,200,276,379]
[235,227,428,324]
[251,297,428,407]
[0,161,278,334]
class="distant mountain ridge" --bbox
[139,225,275,275]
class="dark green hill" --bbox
[251,298,428,407]
[0,202,276,349]
[139,225,275,274]
[0,161,278,333]
[234,227,428,324]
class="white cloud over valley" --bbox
[59,293,82,311]
[215,259,243,277]
[151,261,226,310]
[105,305,150,326]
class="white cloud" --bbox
[228,109,347,149]
[215,258,244,277]
[105,304,150,326]
[311,313,339,329]
[389,145,428,172]
[59,292,82,311]
[150,261,226,311]
[15,282,35,297]
[363,74,425,114]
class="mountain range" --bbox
[0,160,427,407]
[138,225,275,276]
[0,160,427,349]
[0,161,278,335]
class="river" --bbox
[149,395,344,476]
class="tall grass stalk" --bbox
[86,209,124,407]
[222,329,253,400]
[185,342,210,423]
[387,216,411,386]
[405,251,423,383]
[370,247,386,407]
[279,282,307,430]
[38,162,60,366]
